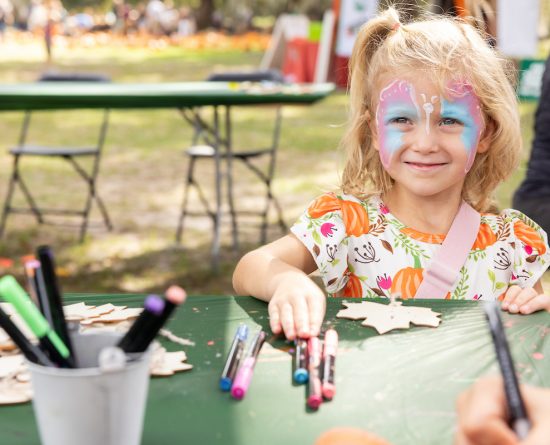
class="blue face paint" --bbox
[440,84,484,172]
[375,80,420,168]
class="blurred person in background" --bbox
[513,54,550,235]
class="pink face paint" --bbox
[441,82,484,172]
[375,80,420,169]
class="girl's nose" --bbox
[411,125,438,153]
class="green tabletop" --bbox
[1,294,549,445]
[0,82,335,110]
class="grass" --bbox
[0,37,547,294]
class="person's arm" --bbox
[233,234,326,340]
[455,376,550,445]
[501,279,550,314]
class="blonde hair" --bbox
[340,7,521,212]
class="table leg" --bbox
[225,106,239,253]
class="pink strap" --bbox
[414,201,481,299]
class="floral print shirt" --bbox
[290,193,550,300]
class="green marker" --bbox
[0,275,74,368]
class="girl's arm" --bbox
[233,234,326,340]
[501,279,550,314]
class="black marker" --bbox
[0,304,55,367]
[36,246,74,358]
[484,301,530,439]
[118,286,187,353]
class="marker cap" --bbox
[219,377,232,392]
[293,368,309,384]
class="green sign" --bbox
[518,59,545,101]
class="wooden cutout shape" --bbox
[150,347,193,377]
[337,301,441,334]
[80,308,142,325]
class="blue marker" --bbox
[293,338,309,384]
[220,324,248,391]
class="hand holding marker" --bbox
[0,275,73,368]
[220,324,248,391]
[484,301,531,439]
[118,285,187,354]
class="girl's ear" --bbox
[476,118,494,154]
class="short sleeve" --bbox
[290,193,351,294]
[505,210,550,288]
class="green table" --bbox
[1,294,549,445]
[0,82,335,267]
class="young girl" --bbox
[232,8,550,340]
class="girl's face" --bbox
[373,75,488,200]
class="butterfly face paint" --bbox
[441,82,484,172]
[375,80,420,169]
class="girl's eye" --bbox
[388,117,411,125]
[440,117,462,126]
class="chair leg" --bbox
[176,156,196,243]
[0,160,19,238]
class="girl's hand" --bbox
[501,284,550,315]
[267,276,326,340]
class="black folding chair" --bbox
[175,70,288,253]
[0,73,113,242]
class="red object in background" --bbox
[333,55,349,88]
[283,38,319,83]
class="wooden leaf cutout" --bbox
[336,301,441,334]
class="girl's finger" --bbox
[267,301,282,335]
[306,294,326,337]
[280,303,296,340]
[501,285,522,310]
[292,295,310,339]
[508,288,537,313]
[519,294,550,314]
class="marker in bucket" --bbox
[0,304,55,367]
[0,275,74,368]
[118,286,187,353]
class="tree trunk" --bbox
[195,0,215,30]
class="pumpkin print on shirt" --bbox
[291,193,550,300]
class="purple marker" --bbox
[231,330,266,400]
[307,337,322,409]
[117,294,165,353]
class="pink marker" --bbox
[231,330,266,400]
[307,337,323,409]
[321,329,338,400]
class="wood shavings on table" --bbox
[336,300,441,334]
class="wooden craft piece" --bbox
[150,347,193,377]
[80,308,142,325]
[337,301,441,334]
[64,303,119,321]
